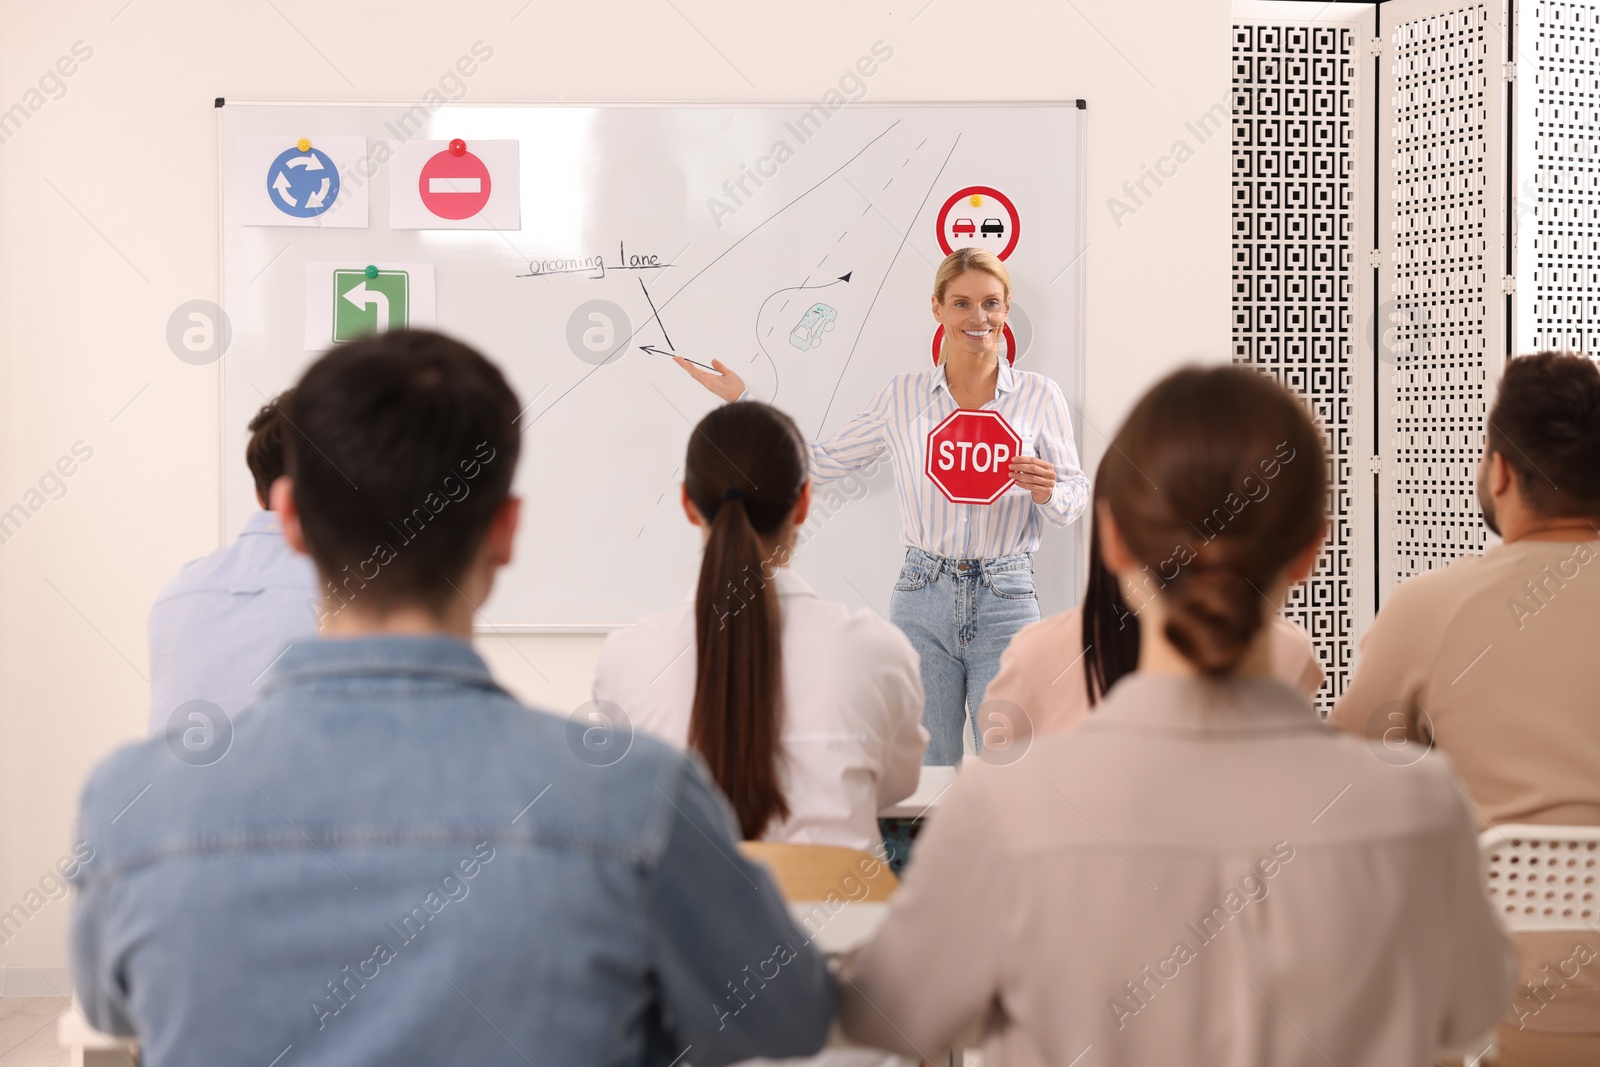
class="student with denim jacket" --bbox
[69,330,835,1067]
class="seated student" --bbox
[1331,351,1600,1066]
[839,365,1512,1066]
[146,391,317,735]
[984,464,1323,737]
[70,331,834,1067]
[593,400,926,854]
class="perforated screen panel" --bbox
[1518,0,1600,354]
[1232,21,1363,713]
[1380,0,1508,586]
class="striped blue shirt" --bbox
[811,360,1090,558]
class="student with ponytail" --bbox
[841,366,1511,1066]
[676,248,1091,766]
[593,401,926,853]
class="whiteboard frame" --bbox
[216,99,1088,634]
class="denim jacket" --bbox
[70,635,835,1067]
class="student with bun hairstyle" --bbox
[984,459,1324,737]
[594,400,926,853]
[841,365,1511,1066]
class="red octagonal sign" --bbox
[925,409,1022,505]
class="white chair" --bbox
[1447,827,1600,1066]
[1479,824,1600,932]
[56,1001,137,1067]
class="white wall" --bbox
[0,0,1229,980]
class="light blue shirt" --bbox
[146,509,318,735]
[810,360,1090,558]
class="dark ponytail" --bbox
[1082,477,1141,705]
[1098,366,1326,678]
[683,402,808,839]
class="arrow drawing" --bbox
[638,277,674,352]
[758,271,853,328]
[344,281,390,331]
[286,155,324,170]
[272,171,296,207]
[639,344,717,372]
[305,177,330,209]
[773,271,853,301]
[517,122,900,435]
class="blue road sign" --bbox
[266,145,340,219]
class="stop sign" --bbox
[925,410,1022,505]
[418,144,492,220]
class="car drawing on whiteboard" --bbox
[951,217,976,237]
[981,218,1005,237]
[789,303,837,351]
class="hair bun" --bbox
[1098,365,1326,678]
[1161,566,1263,677]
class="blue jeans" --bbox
[889,548,1040,766]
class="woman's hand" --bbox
[1009,456,1057,505]
[672,356,746,404]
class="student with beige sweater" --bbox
[1332,351,1600,1067]
[840,365,1512,1067]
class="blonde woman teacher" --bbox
[677,248,1089,765]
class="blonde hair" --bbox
[933,247,1010,303]
[933,248,1011,365]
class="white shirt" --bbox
[592,569,928,852]
[147,510,319,735]
[810,360,1090,559]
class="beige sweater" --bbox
[1331,538,1600,1033]
[842,674,1513,1066]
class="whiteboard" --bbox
[219,102,1084,629]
